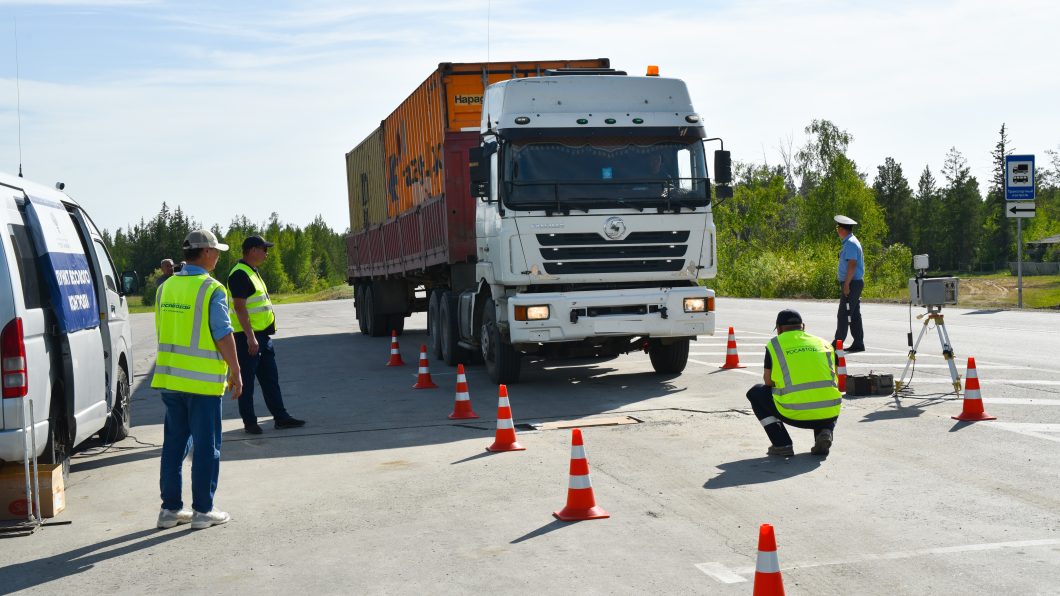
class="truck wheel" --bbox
[101,366,131,442]
[363,285,389,337]
[648,338,690,374]
[387,313,405,336]
[481,298,522,384]
[427,290,442,360]
[439,291,470,366]
[41,393,71,480]
[355,285,368,334]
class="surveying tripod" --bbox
[894,305,961,395]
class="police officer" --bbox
[228,235,304,434]
[153,230,242,530]
[834,214,865,353]
[746,309,841,456]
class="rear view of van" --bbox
[0,172,133,476]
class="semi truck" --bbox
[345,59,731,384]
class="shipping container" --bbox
[345,59,610,280]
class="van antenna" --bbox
[14,16,24,177]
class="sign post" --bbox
[1005,155,1036,308]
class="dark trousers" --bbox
[160,393,221,513]
[835,279,864,346]
[236,332,291,426]
[746,384,836,447]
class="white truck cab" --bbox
[0,171,133,475]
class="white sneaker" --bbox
[190,509,231,530]
[157,508,193,529]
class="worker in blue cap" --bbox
[834,215,865,353]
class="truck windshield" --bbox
[503,139,710,212]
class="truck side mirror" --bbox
[713,150,732,185]
[121,271,139,295]
[468,146,490,199]
[714,185,734,200]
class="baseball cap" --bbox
[774,308,803,329]
[183,229,229,251]
[242,235,275,252]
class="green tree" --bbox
[873,157,915,247]
[979,124,1014,269]
[940,147,983,270]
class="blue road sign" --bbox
[1005,154,1035,200]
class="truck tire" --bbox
[648,338,690,374]
[480,297,522,384]
[427,290,442,360]
[355,285,368,334]
[387,313,405,336]
[40,391,71,480]
[101,366,131,442]
[363,285,389,337]
[438,291,471,366]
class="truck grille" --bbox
[536,231,690,275]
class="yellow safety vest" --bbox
[227,262,276,333]
[151,274,229,396]
[766,330,842,421]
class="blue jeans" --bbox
[160,392,222,513]
[235,332,291,426]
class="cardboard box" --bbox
[0,462,66,520]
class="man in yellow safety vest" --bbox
[746,309,842,457]
[152,229,243,530]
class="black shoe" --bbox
[244,424,263,435]
[275,417,306,430]
[845,344,865,353]
[811,429,833,456]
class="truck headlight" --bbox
[514,305,550,321]
[683,298,707,313]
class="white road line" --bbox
[696,538,1060,584]
[984,398,1060,405]
[688,358,761,377]
[902,379,1060,387]
[846,363,1034,370]
[986,422,1060,444]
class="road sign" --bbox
[1005,154,1035,200]
[1006,201,1036,218]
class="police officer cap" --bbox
[775,309,803,329]
[834,214,858,226]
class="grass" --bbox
[872,272,1060,310]
[124,284,354,314]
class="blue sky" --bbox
[1,0,1058,234]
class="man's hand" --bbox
[843,281,851,297]
[247,334,259,357]
[227,369,243,400]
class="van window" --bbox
[8,223,48,309]
[92,239,117,293]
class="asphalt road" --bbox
[2,297,1059,595]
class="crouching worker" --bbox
[746,309,841,457]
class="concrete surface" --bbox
[1,297,1059,595]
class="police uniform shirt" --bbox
[228,259,276,335]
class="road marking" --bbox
[901,379,1060,387]
[846,363,1033,370]
[688,359,761,377]
[696,538,1060,584]
[986,422,1060,444]
[984,398,1060,405]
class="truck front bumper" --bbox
[507,286,715,344]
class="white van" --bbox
[0,171,133,475]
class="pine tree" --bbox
[873,157,915,247]
[979,124,1014,269]
[940,147,983,270]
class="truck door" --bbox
[22,193,108,447]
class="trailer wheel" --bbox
[387,313,405,336]
[363,285,389,337]
[439,291,470,366]
[354,285,368,334]
[101,366,131,442]
[648,338,690,374]
[481,298,521,384]
[427,290,442,360]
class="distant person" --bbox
[834,215,865,353]
[227,235,305,434]
[153,229,242,530]
[746,309,841,457]
[157,259,175,285]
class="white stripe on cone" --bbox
[496,418,514,430]
[756,550,781,574]
[568,475,592,489]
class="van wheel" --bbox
[480,298,521,384]
[648,338,689,374]
[41,395,71,481]
[102,366,131,442]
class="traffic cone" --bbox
[553,428,609,521]
[719,327,746,369]
[412,344,438,389]
[836,339,847,393]
[953,357,996,421]
[486,384,525,452]
[385,331,405,367]
[448,364,479,420]
[753,523,785,596]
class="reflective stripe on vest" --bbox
[767,332,842,421]
[227,262,275,332]
[151,275,229,396]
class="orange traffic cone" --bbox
[553,428,609,521]
[448,364,479,420]
[486,384,525,452]
[385,331,405,367]
[412,344,438,389]
[719,327,746,369]
[835,339,847,393]
[953,357,996,421]
[753,523,785,596]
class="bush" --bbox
[140,268,163,307]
